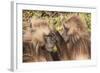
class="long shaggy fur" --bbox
[23,19,53,62]
[62,15,91,60]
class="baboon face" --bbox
[30,19,51,36]
[30,18,57,52]
[44,32,56,52]
[44,29,65,53]
[30,18,51,47]
[62,16,88,42]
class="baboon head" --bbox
[62,15,89,42]
[30,18,51,47]
[44,31,56,52]
[30,18,56,53]
[23,18,54,62]
[62,15,91,60]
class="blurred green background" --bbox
[22,10,91,32]
[22,10,91,53]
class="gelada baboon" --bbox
[44,28,70,61]
[52,29,70,60]
[23,19,54,62]
[28,18,55,62]
[30,18,51,47]
[62,15,91,60]
[44,30,61,61]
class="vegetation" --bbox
[23,10,91,32]
[22,10,91,62]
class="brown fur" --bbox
[23,19,53,62]
[30,19,51,47]
[50,29,70,60]
[62,15,91,60]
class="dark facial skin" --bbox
[44,30,70,60]
[44,32,56,52]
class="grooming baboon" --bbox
[52,30,70,60]
[44,30,61,61]
[30,18,53,60]
[30,18,51,48]
[44,28,70,60]
[23,18,54,62]
[62,15,91,60]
